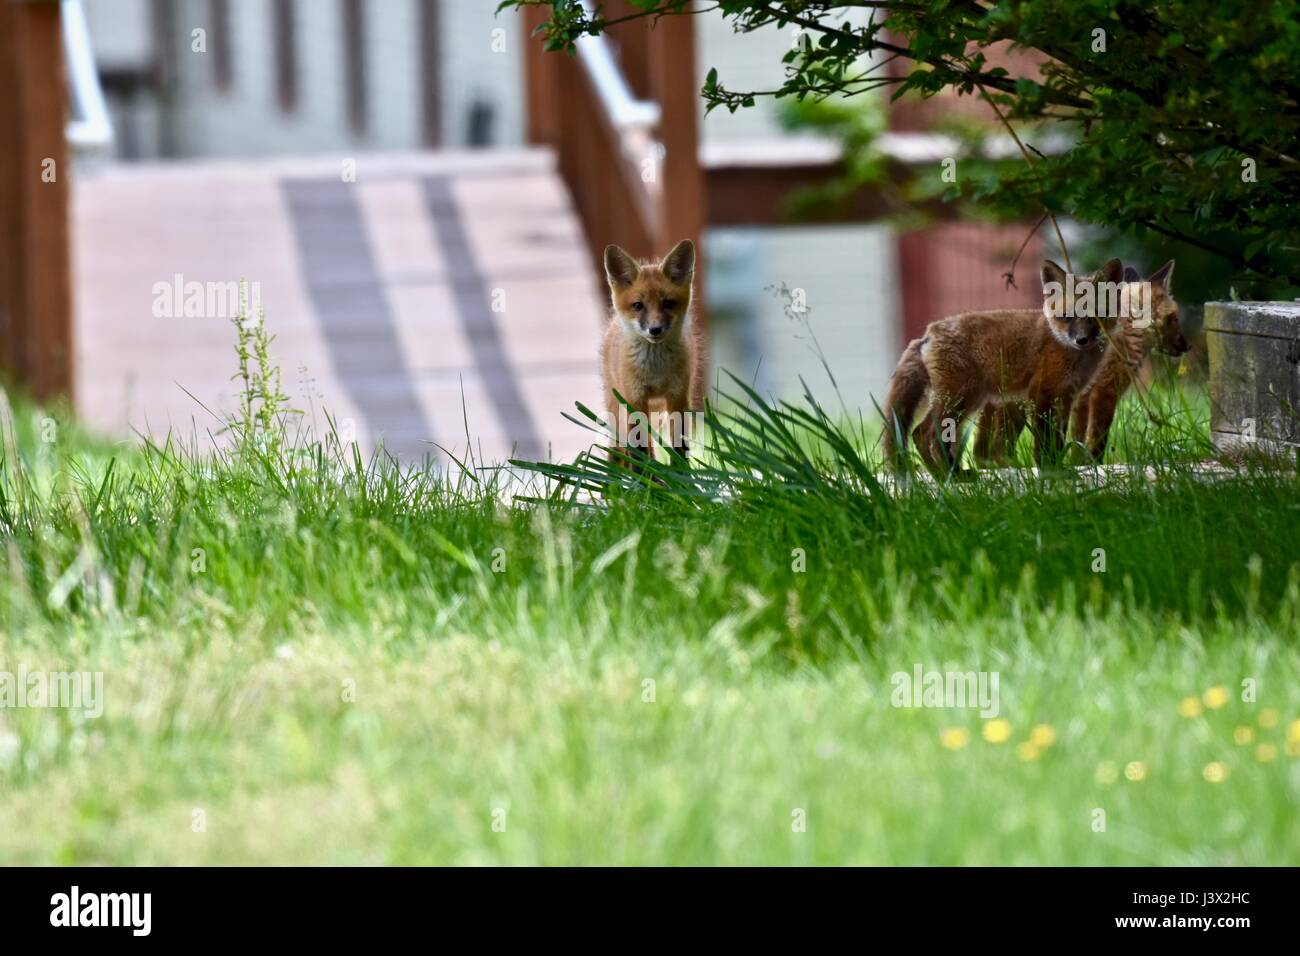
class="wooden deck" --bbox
[74,149,605,465]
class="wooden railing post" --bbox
[0,0,74,401]
[522,4,561,148]
[645,3,707,325]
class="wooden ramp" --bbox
[74,149,604,465]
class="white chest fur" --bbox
[621,315,691,393]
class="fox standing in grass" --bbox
[882,258,1125,470]
[975,261,1187,463]
[1067,261,1188,460]
[602,239,705,464]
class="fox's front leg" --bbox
[974,404,1025,465]
[973,406,1001,464]
[607,394,652,472]
[665,390,694,462]
[1069,395,1090,452]
[1082,390,1117,462]
[1031,397,1070,467]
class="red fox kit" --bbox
[1068,261,1188,460]
[976,261,1188,463]
[601,240,705,464]
[882,258,1125,470]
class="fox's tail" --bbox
[880,337,930,470]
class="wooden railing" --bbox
[523,0,707,317]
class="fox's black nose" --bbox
[1175,335,1189,354]
[648,326,665,338]
[1075,334,1093,347]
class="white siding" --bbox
[82,0,153,70]
[368,0,422,147]
[438,1,524,147]
[697,10,900,411]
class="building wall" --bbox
[696,12,900,412]
[82,0,527,159]
[81,0,153,70]
[439,0,524,147]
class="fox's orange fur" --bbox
[1067,261,1187,460]
[882,258,1125,470]
[979,261,1187,463]
[601,240,705,464]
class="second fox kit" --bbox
[601,239,705,462]
[978,261,1188,462]
[882,258,1124,469]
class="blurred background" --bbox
[6,0,1067,463]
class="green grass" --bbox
[0,353,1298,865]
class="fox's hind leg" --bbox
[920,384,973,473]
[881,338,930,470]
[937,403,973,472]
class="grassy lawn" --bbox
[0,353,1298,865]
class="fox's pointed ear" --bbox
[1148,259,1175,291]
[1040,260,1067,289]
[1123,265,1142,283]
[1095,258,1124,284]
[660,239,695,284]
[604,245,639,288]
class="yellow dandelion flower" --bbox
[1233,726,1255,746]
[1202,686,1230,709]
[1030,724,1057,748]
[1095,761,1119,786]
[982,719,1012,744]
[1016,741,1041,762]
[1286,720,1300,744]
[940,728,970,750]
[1203,761,1229,783]
[1177,696,1202,718]
[1256,743,1278,763]
[1258,708,1280,729]
[1124,761,1147,782]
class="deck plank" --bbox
[73,149,604,465]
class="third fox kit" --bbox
[882,258,1125,469]
[601,239,705,462]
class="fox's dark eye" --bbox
[631,302,644,312]
[663,299,677,311]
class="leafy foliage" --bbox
[510,0,1299,286]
